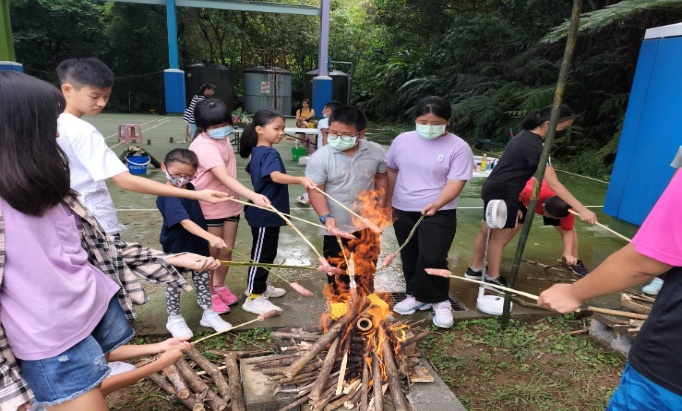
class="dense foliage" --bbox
[9,0,682,176]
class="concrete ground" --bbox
[88,113,626,337]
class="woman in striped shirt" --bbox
[182,83,216,140]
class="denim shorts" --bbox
[18,298,134,407]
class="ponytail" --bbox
[520,105,574,130]
[239,110,284,158]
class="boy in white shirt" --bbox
[315,100,342,149]
[56,58,228,237]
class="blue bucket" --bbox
[126,155,150,175]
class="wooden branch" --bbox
[163,364,191,399]
[275,394,310,411]
[176,358,228,411]
[382,339,408,411]
[185,348,231,401]
[325,380,361,411]
[619,294,651,314]
[371,353,383,411]
[398,330,431,352]
[270,331,322,342]
[309,337,340,402]
[335,337,352,396]
[225,352,246,411]
[147,372,205,411]
[360,359,369,411]
[587,306,649,320]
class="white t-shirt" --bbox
[316,118,329,148]
[57,113,128,234]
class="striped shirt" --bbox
[0,195,192,409]
[182,94,205,125]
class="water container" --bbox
[126,155,151,175]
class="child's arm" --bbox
[374,172,388,209]
[421,180,467,216]
[101,338,192,396]
[270,172,317,189]
[308,184,337,230]
[543,167,597,224]
[386,167,398,210]
[179,219,227,249]
[111,172,229,204]
[209,165,271,207]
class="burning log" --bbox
[176,358,229,411]
[162,364,191,399]
[224,352,245,411]
[398,330,432,353]
[382,339,409,411]
[147,372,205,411]
[185,348,231,401]
[360,360,369,411]
[371,353,383,411]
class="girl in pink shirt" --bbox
[189,99,270,313]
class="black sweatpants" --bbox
[322,228,377,294]
[393,209,457,304]
[247,226,280,295]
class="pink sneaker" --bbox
[211,293,230,314]
[214,285,239,306]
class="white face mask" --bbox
[164,171,191,187]
[207,125,233,140]
[416,123,446,140]
[328,136,358,151]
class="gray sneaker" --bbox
[393,295,432,315]
[432,300,454,328]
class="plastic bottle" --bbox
[481,154,487,170]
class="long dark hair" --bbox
[0,71,73,216]
[196,83,215,96]
[414,96,452,121]
[520,105,574,130]
[239,110,283,158]
[194,98,233,132]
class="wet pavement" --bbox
[88,113,627,336]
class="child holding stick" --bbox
[189,99,271,314]
[0,71,214,411]
[157,149,233,337]
[238,110,317,315]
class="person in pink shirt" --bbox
[538,171,682,409]
[189,99,270,313]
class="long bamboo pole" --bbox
[569,209,631,242]
[503,0,584,327]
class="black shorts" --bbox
[518,203,562,227]
[205,216,240,227]
[483,197,523,229]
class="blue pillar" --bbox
[312,0,332,116]
[164,0,185,113]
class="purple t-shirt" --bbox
[0,200,119,361]
[386,131,474,211]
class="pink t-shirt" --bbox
[189,133,242,219]
[631,171,682,266]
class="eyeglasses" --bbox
[327,132,360,142]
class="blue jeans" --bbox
[189,123,198,141]
[607,363,682,411]
[18,298,134,406]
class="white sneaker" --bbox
[297,193,310,205]
[166,315,194,338]
[242,295,283,315]
[108,361,136,376]
[642,278,663,296]
[244,284,286,298]
[392,295,432,315]
[432,300,454,328]
[200,311,232,332]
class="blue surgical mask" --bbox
[328,136,358,151]
[207,125,233,140]
[416,124,446,140]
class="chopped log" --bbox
[325,380,361,411]
[360,360,369,411]
[587,306,649,320]
[371,353,383,411]
[382,339,408,411]
[620,294,652,315]
[284,301,359,379]
[225,352,246,411]
[176,358,228,411]
[311,385,337,411]
[207,349,271,359]
[186,348,231,401]
[270,331,322,341]
[245,352,301,366]
[398,330,431,352]
[275,394,310,411]
[147,372,205,411]
[163,364,191,399]
[309,338,340,402]
[335,337,352,396]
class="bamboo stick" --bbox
[587,306,649,320]
[309,337,340,401]
[425,269,540,300]
[185,348,230,401]
[147,372,205,411]
[175,358,228,411]
[311,186,383,234]
[224,352,246,411]
[569,209,631,242]
[162,364,191,399]
[194,309,281,344]
[219,260,319,270]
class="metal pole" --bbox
[317,0,330,77]
[501,0,583,326]
[166,0,179,69]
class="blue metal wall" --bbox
[604,36,682,226]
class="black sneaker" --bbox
[484,275,508,293]
[562,257,589,277]
[464,267,483,280]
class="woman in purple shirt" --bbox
[0,72,220,410]
[386,96,474,329]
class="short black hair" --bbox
[56,58,115,89]
[414,96,451,121]
[324,100,343,112]
[193,98,233,131]
[544,196,570,219]
[328,106,367,132]
[164,148,198,168]
[520,105,574,130]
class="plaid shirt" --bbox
[0,196,192,409]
